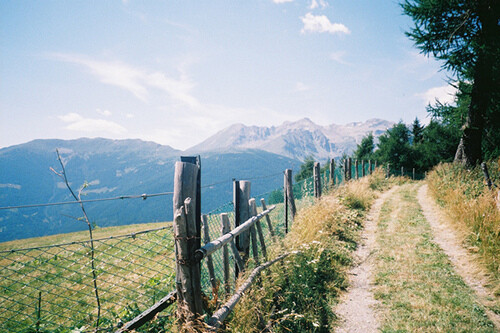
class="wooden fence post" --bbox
[386,163,390,178]
[173,161,203,318]
[401,166,404,176]
[374,160,378,169]
[343,159,348,182]
[201,215,217,293]
[250,199,267,260]
[180,156,201,250]
[284,169,297,224]
[260,199,275,239]
[330,159,335,187]
[234,181,251,266]
[220,214,231,296]
[221,213,244,276]
[313,162,322,198]
[355,160,359,179]
[362,160,366,177]
[413,168,415,180]
[347,158,352,181]
[368,160,372,175]
[481,162,493,190]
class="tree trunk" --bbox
[454,0,498,167]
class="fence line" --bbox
[1,157,384,332]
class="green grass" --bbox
[373,184,496,332]
[0,222,176,332]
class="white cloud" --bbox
[272,0,293,3]
[295,82,310,92]
[96,108,112,117]
[310,0,328,9]
[301,13,350,35]
[50,53,198,106]
[330,51,349,65]
[59,112,127,134]
[418,85,458,106]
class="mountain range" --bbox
[188,118,392,161]
[0,118,392,242]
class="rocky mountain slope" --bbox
[188,118,393,161]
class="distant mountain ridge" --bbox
[187,118,393,161]
[0,138,300,242]
[0,117,393,242]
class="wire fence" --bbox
[0,226,176,332]
[0,161,356,332]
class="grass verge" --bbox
[224,170,395,332]
[373,184,496,332]
[427,161,499,297]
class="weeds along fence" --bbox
[0,156,376,332]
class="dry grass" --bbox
[427,161,500,297]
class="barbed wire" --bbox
[0,192,174,211]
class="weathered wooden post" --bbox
[330,158,335,187]
[368,160,372,175]
[234,180,251,266]
[481,162,493,190]
[260,199,275,239]
[355,160,359,179]
[180,156,201,250]
[221,213,244,277]
[386,163,390,178]
[401,166,404,176]
[374,160,378,169]
[362,160,366,177]
[173,160,203,319]
[247,199,260,265]
[201,215,217,293]
[347,158,352,181]
[250,199,267,260]
[343,159,348,182]
[413,168,415,180]
[313,162,322,198]
[284,169,297,228]
[220,214,231,296]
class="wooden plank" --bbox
[207,252,294,329]
[115,290,177,333]
[194,206,276,261]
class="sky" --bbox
[0,0,457,150]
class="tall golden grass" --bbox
[427,160,500,294]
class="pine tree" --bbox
[402,0,500,166]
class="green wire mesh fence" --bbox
[0,227,176,332]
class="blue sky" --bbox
[0,0,457,150]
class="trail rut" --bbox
[334,187,397,333]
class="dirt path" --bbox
[334,187,397,333]
[417,184,500,329]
